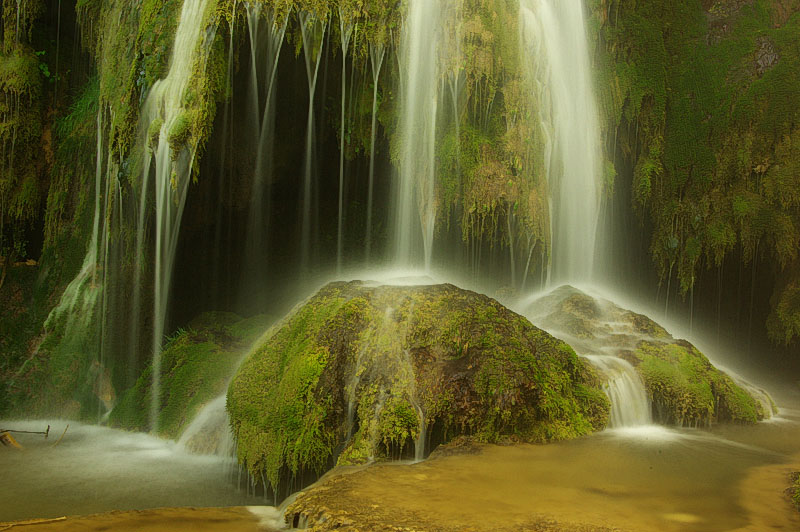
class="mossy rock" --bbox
[227,281,609,498]
[108,311,271,439]
[633,339,768,426]
[525,286,775,427]
[791,472,800,513]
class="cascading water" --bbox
[585,355,652,427]
[395,0,441,269]
[140,0,213,432]
[519,0,602,285]
[178,395,235,457]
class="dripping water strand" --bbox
[364,41,385,261]
[298,12,327,272]
[336,10,354,274]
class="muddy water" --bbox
[3,402,800,530]
[0,421,263,522]
[291,400,800,531]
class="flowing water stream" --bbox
[139,0,214,432]
[519,0,602,284]
[395,0,442,269]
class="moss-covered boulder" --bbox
[524,286,776,427]
[109,312,270,439]
[227,281,609,497]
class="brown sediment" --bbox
[730,451,800,532]
[284,437,800,532]
[0,507,270,532]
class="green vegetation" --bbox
[0,75,102,420]
[590,0,800,346]
[109,312,271,439]
[634,340,762,426]
[0,0,46,281]
[228,281,609,496]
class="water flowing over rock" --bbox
[227,281,610,499]
[520,286,776,427]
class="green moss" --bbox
[228,282,609,496]
[167,112,193,155]
[592,0,800,343]
[109,311,272,439]
[634,340,760,426]
[636,343,715,426]
[228,288,355,490]
[791,472,800,512]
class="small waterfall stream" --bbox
[365,41,385,261]
[585,355,652,427]
[140,0,213,432]
[299,13,327,272]
[242,4,287,296]
[395,0,442,269]
[519,0,602,284]
[336,10,355,274]
[178,395,235,457]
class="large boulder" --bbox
[523,286,776,427]
[227,281,609,496]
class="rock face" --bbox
[523,286,776,427]
[227,281,610,496]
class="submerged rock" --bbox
[523,286,776,427]
[227,281,609,496]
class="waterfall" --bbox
[519,0,602,284]
[585,355,652,428]
[178,395,235,457]
[140,0,213,432]
[395,0,441,269]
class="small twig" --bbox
[0,427,49,436]
[0,516,67,529]
[52,424,69,447]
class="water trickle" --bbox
[140,0,213,432]
[365,41,385,261]
[519,0,602,285]
[337,10,355,274]
[414,406,427,462]
[585,355,652,428]
[178,395,235,457]
[242,4,287,303]
[299,13,327,272]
